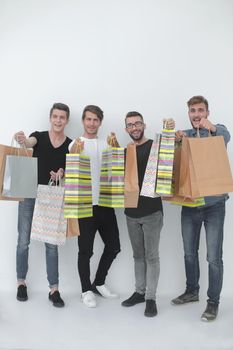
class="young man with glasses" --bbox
[121,111,174,317]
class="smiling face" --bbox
[188,102,209,129]
[125,115,146,142]
[50,109,68,133]
[82,111,102,138]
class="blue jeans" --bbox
[17,198,59,288]
[126,211,163,301]
[181,200,226,304]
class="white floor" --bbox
[0,291,233,350]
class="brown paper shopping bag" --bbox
[179,135,233,198]
[164,144,205,206]
[0,144,32,201]
[66,218,80,237]
[124,143,139,208]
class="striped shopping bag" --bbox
[140,134,161,198]
[98,147,125,208]
[155,128,175,196]
[64,153,93,218]
[164,196,205,207]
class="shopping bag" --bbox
[0,144,33,201]
[1,145,37,198]
[179,135,233,198]
[140,134,161,198]
[31,182,67,245]
[124,143,139,208]
[98,147,125,208]
[66,218,80,237]
[164,145,205,207]
[64,153,93,218]
[155,128,175,196]
[165,196,205,207]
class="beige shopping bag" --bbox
[178,135,233,198]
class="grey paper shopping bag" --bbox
[0,144,33,201]
[2,155,38,198]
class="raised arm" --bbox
[14,131,37,148]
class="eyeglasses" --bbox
[126,121,144,129]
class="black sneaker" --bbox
[48,291,65,308]
[121,292,145,307]
[201,301,218,322]
[171,291,199,305]
[144,300,158,317]
[17,285,28,302]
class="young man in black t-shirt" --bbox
[14,103,72,307]
[121,111,174,317]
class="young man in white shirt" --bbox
[70,105,120,308]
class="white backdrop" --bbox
[0,0,233,299]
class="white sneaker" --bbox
[96,284,118,299]
[82,291,97,308]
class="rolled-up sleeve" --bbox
[214,124,231,146]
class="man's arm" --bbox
[198,119,230,145]
[14,131,37,148]
[210,124,230,146]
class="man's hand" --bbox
[175,130,186,142]
[50,168,64,181]
[14,131,26,144]
[70,138,84,153]
[107,132,120,147]
[163,118,175,130]
[14,131,37,148]
[199,118,216,132]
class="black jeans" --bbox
[78,206,120,292]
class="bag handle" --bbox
[11,137,30,157]
[196,127,211,138]
[48,174,63,187]
[163,120,168,129]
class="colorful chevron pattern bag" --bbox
[31,181,67,246]
[155,128,175,196]
[98,147,125,208]
[140,134,161,198]
[64,153,93,218]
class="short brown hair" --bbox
[82,105,104,121]
[187,95,209,111]
[125,111,144,124]
[50,103,70,119]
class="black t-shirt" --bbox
[30,131,72,185]
[124,139,163,218]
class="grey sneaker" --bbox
[201,301,218,322]
[171,291,199,305]
[121,292,145,307]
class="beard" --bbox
[129,129,144,142]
